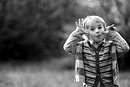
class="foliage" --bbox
[0,0,130,63]
[0,0,78,61]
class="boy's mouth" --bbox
[95,34,104,40]
[96,34,102,37]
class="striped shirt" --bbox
[63,28,129,87]
[83,40,115,87]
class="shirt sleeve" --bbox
[108,30,130,57]
[63,27,84,55]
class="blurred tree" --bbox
[0,0,78,61]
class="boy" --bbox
[63,16,129,87]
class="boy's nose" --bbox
[95,29,100,33]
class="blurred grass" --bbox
[0,57,129,87]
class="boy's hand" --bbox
[107,24,116,31]
[75,18,89,35]
[103,24,116,34]
[75,18,84,30]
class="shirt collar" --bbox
[88,39,106,45]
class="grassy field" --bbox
[0,57,130,87]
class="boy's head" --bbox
[83,16,107,43]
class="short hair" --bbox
[83,16,106,30]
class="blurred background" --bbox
[0,0,130,87]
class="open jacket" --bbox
[63,27,129,87]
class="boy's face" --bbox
[85,20,105,43]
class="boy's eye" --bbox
[98,26,102,29]
[90,28,95,31]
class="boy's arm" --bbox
[108,30,129,57]
[63,27,84,55]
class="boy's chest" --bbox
[82,42,112,61]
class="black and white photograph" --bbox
[0,0,129,87]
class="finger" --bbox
[79,18,82,26]
[113,26,116,30]
[112,24,116,29]
[81,18,84,25]
[75,22,78,26]
[110,24,116,30]
[79,19,81,25]
[111,24,114,27]
[81,18,83,23]
[81,18,84,22]
[107,25,112,29]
